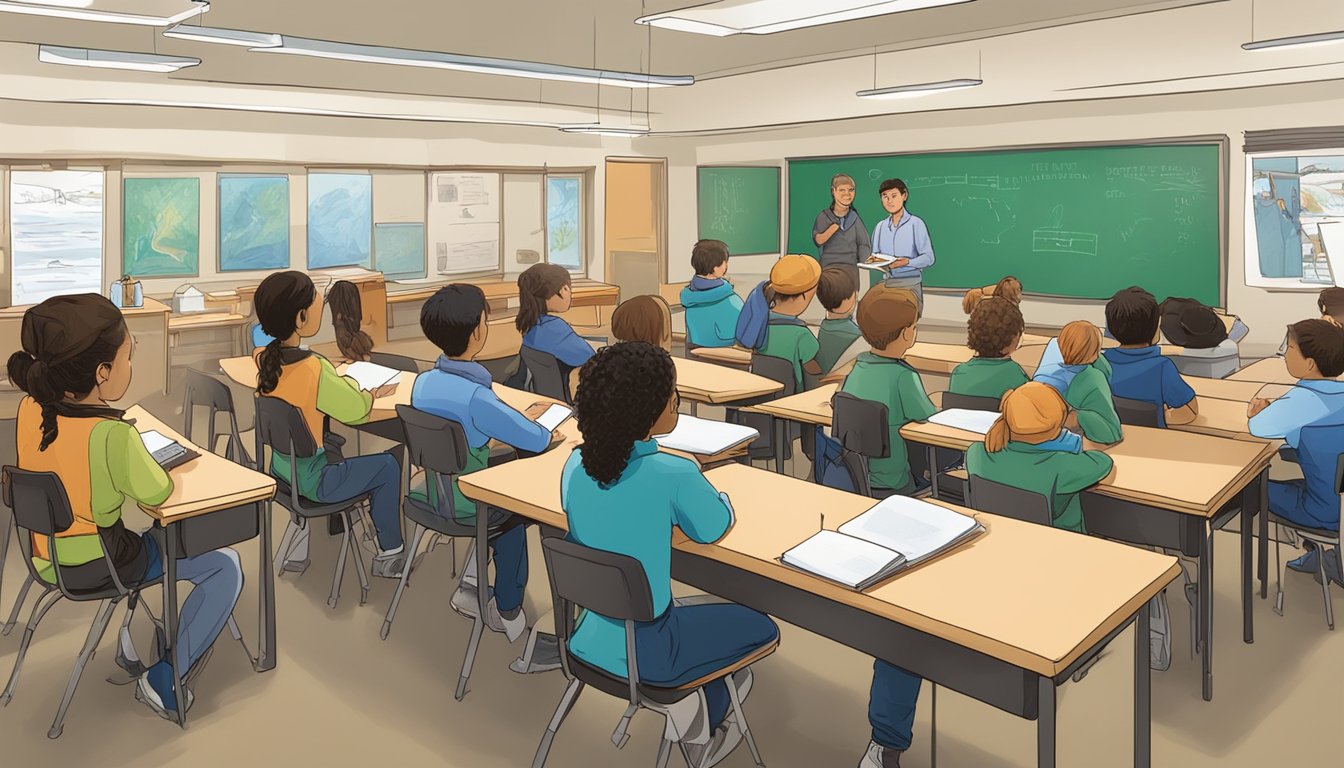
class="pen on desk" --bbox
[820,512,825,532]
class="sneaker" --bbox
[858,740,903,768]
[1288,544,1319,574]
[510,632,563,674]
[371,550,407,579]
[450,583,489,621]
[1312,547,1343,586]
[450,585,526,642]
[135,669,194,721]
[683,721,743,768]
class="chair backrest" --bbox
[749,354,797,400]
[740,354,798,460]
[831,391,890,459]
[941,392,1002,412]
[254,396,319,459]
[1294,422,1344,530]
[395,405,470,478]
[182,367,245,463]
[966,474,1053,527]
[542,537,655,635]
[1112,396,1162,428]
[520,346,570,403]
[1,466,74,537]
[368,351,420,373]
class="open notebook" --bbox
[140,430,200,471]
[781,495,983,590]
[343,361,402,391]
[654,416,758,462]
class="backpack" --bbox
[1159,297,1228,349]
[734,281,772,350]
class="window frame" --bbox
[544,172,586,275]
[8,165,107,307]
[1243,149,1344,290]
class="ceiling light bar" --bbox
[38,44,200,73]
[0,0,207,26]
[857,78,981,99]
[560,125,650,136]
[1242,30,1344,51]
[637,0,974,36]
[68,97,569,128]
[252,36,692,88]
[163,24,281,48]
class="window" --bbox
[1245,152,1344,287]
[307,173,372,269]
[219,174,290,272]
[546,175,583,272]
[10,169,104,306]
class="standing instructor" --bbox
[813,173,871,285]
[871,178,935,308]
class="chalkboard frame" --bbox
[786,134,1230,308]
[696,164,783,256]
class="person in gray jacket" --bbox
[813,173,871,284]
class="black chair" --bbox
[521,346,572,403]
[367,351,421,374]
[831,392,891,499]
[965,475,1053,527]
[480,355,520,386]
[1270,431,1344,629]
[929,393,1000,499]
[940,392,1002,412]
[741,354,797,464]
[533,537,775,768]
[1113,396,1162,428]
[183,368,252,468]
[0,467,162,738]
[255,396,375,609]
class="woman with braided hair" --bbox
[561,341,779,765]
[327,279,374,363]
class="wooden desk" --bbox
[169,312,251,365]
[387,278,619,310]
[459,458,1175,767]
[899,419,1273,701]
[1225,357,1337,385]
[1185,376,1275,402]
[659,282,686,311]
[671,356,781,405]
[830,343,1047,382]
[689,346,753,368]
[127,406,278,723]
[744,383,838,427]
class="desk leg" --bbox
[774,420,786,475]
[926,445,939,500]
[164,528,186,728]
[257,501,276,672]
[1259,470,1269,599]
[1134,605,1151,768]
[1037,676,1056,768]
[1242,481,1254,645]
[1200,522,1214,701]
[727,408,749,466]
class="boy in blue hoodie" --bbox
[681,239,745,348]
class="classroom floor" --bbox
[1,344,1339,767]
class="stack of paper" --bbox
[343,361,401,391]
[535,404,572,432]
[928,408,1000,435]
[654,415,758,456]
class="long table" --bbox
[459,449,1178,767]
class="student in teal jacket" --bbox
[561,342,779,765]
[681,239,744,348]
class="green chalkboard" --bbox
[699,166,781,255]
[787,143,1224,305]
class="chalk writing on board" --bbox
[1033,230,1099,257]
[708,177,746,234]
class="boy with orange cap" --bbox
[756,254,824,389]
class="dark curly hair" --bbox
[573,341,676,487]
[966,296,1025,358]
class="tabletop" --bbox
[672,356,782,404]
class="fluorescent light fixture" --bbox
[24,0,95,8]
[637,0,975,36]
[560,125,650,136]
[71,97,567,128]
[857,78,981,99]
[1242,30,1344,51]
[39,45,200,73]
[0,0,208,26]
[163,24,281,48]
[253,36,692,88]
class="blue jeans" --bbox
[140,534,244,674]
[461,510,530,615]
[315,453,404,551]
[1268,478,1340,531]
[634,603,779,730]
[869,660,923,751]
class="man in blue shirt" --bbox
[870,178,935,308]
[1101,286,1199,427]
[411,284,562,659]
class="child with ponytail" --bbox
[253,271,406,577]
[517,263,594,395]
[327,279,374,363]
[562,342,778,765]
[9,293,242,719]
[1032,320,1123,444]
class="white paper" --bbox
[654,415,758,455]
[535,404,572,432]
[857,254,896,272]
[781,530,900,589]
[928,408,1000,435]
[838,495,979,565]
[139,430,176,454]
[343,361,400,391]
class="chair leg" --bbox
[381,523,427,640]
[455,617,485,702]
[48,599,117,739]
[2,588,61,705]
[274,519,300,578]
[328,516,352,609]
[1274,524,1287,617]
[345,511,370,606]
[3,573,36,636]
[726,670,766,768]
[654,736,673,768]
[225,614,257,669]
[531,677,584,768]
[1315,541,1335,630]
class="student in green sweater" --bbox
[840,286,936,496]
[757,254,823,390]
[815,266,862,374]
[966,382,1114,532]
[1032,321,1123,444]
[948,296,1028,400]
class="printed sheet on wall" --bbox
[429,172,501,275]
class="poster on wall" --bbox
[123,177,200,277]
[429,172,501,274]
[219,174,290,272]
[308,173,372,269]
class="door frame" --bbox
[603,156,668,285]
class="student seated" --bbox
[8,293,243,720]
[815,266,862,374]
[967,382,1114,532]
[327,279,374,363]
[1320,287,1344,325]
[253,271,406,577]
[841,286,936,496]
[756,254,823,390]
[411,284,562,649]
[961,275,1022,315]
[562,342,779,765]
[681,239,744,349]
[517,263,595,396]
[611,294,674,353]
[1101,286,1198,426]
[948,295,1028,400]
[1032,321,1123,444]
[1248,318,1344,583]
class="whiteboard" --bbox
[429,172,501,274]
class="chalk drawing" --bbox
[1033,229,1099,257]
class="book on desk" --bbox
[654,415,758,464]
[781,494,983,590]
[140,430,200,471]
